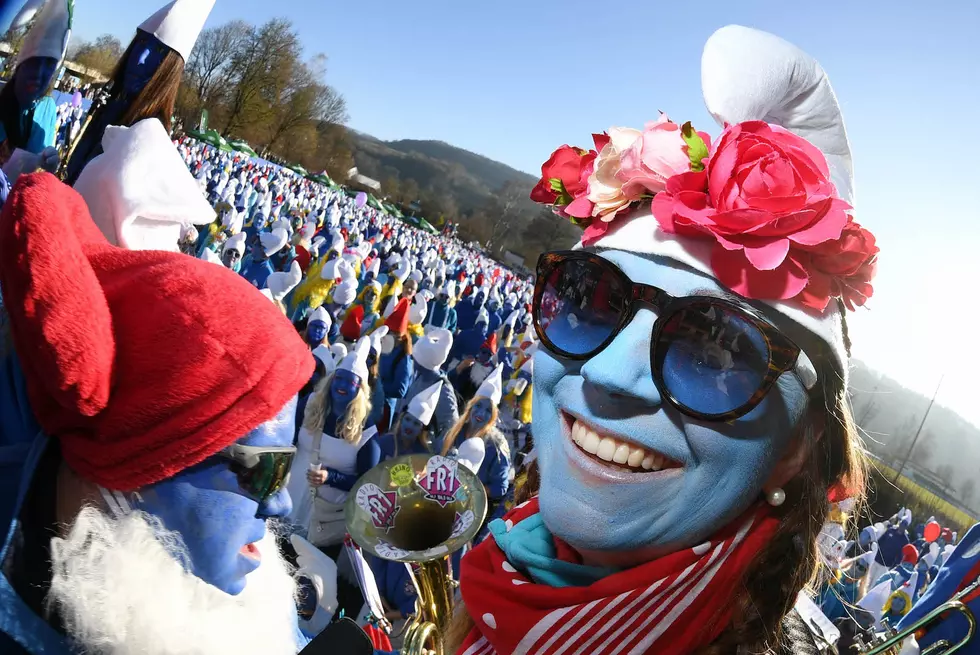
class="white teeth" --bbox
[570,418,674,472]
[581,430,601,455]
[596,437,617,462]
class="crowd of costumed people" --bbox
[0,0,977,653]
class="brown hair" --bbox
[440,396,500,457]
[105,38,185,132]
[445,336,868,654]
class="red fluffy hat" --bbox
[482,332,498,354]
[0,174,314,491]
[385,298,410,335]
[341,304,365,341]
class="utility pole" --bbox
[892,374,944,484]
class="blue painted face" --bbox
[477,346,494,366]
[476,291,486,304]
[532,250,809,555]
[488,300,500,313]
[306,320,328,346]
[469,397,494,430]
[400,413,425,441]
[135,397,297,595]
[330,369,361,418]
[123,31,168,94]
[14,56,58,106]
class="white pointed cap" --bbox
[367,258,381,277]
[265,228,290,256]
[369,326,389,353]
[223,231,247,257]
[475,364,504,405]
[407,380,442,425]
[329,343,347,362]
[76,119,215,252]
[477,307,490,326]
[199,247,221,265]
[312,344,337,375]
[309,306,331,327]
[857,542,878,569]
[857,579,892,622]
[338,336,370,381]
[519,356,534,376]
[267,260,302,303]
[332,264,359,306]
[413,327,453,371]
[410,294,428,324]
[504,309,520,328]
[138,0,215,62]
[18,0,72,63]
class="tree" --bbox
[71,34,123,75]
[520,207,582,261]
[481,180,528,254]
[182,21,251,120]
[961,479,977,507]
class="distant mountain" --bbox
[347,132,538,214]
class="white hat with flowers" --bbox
[530,25,879,376]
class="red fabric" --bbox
[458,498,779,655]
[902,544,919,565]
[363,624,392,651]
[385,298,410,335]
[294,246,312,272]
[0,174,314,491]
[475,272,485,288]
[341,305,365,341]
[482,332,498,354]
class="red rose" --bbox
[653,121,858,308]
[530,145,596,204]
[799,222,879,310]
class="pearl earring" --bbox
[766,487,786,507]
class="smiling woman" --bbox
[448,25,877,655]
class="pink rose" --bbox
[618,115,695,198]
[585,127,642,220]
[653,121,854,308]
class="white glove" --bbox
[39,146,60,173]
[290,533,338,635]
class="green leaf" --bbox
[681,122,709,172]
[549,178,573,206]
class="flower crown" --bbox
[530,115,879,312]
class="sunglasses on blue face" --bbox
[532,251,816,422]
[218,444,296,502]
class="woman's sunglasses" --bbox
[532,251,816,421]
[219,444,296,502]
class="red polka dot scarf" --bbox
[458,498,779,655]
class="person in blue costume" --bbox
[363,327,388,431]
[0,174,328,654]
[449,306,490,366]
[241,227,288,290]
[378,299,414,430]
[376,380,444,460]
[63,0,215,185]
[455,288,486,332]
[305,305,331,350]
[0,0,69,172]
[397,328,460,452]
[424,279,458,333]
[447,26,879,655]
[818,547,876,622]
[485,292,503,334]
[898,522,980,654]
[877,520,912,569]
[287,338,380,553]
[450,332,498,405]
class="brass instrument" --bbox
[855,575,979,655]
[345,454,488,655]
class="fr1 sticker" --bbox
[417,456,461,508]
[356,483,400,532]
[374,540,409,560]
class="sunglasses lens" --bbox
[537,257,626,356]
[658,303,771,417]
[232,451,294,501]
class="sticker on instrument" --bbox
[417,456,461,508]
[389,463,414,487]
[356,483,400,532]
[450,510,475,539]
[374,540,409,560]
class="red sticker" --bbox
[418,456,462,508]
[356,483,400,532]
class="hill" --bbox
[347,132,539,215]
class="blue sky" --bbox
[75,0,980,423]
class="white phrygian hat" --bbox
[475,364,504,406]
[407,380,442,425]
[138,0,215,63]
[17,0,72,63]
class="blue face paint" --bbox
[330,369,361,420]
[469,397,494,430]
[306,320,328,346]
[136,397,297,595]
[14,56,58,106]
[533,250,808,554]
[123,32,167,94]
[400,413,425,441]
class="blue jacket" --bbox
[454,298,482,332]
[368,556,417,618]
[366,380,386,430]
[379,348,414,401]
[450,324,488,364]
[240,257,274,290]
[477,433,511,500]
[424,299,457,333]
